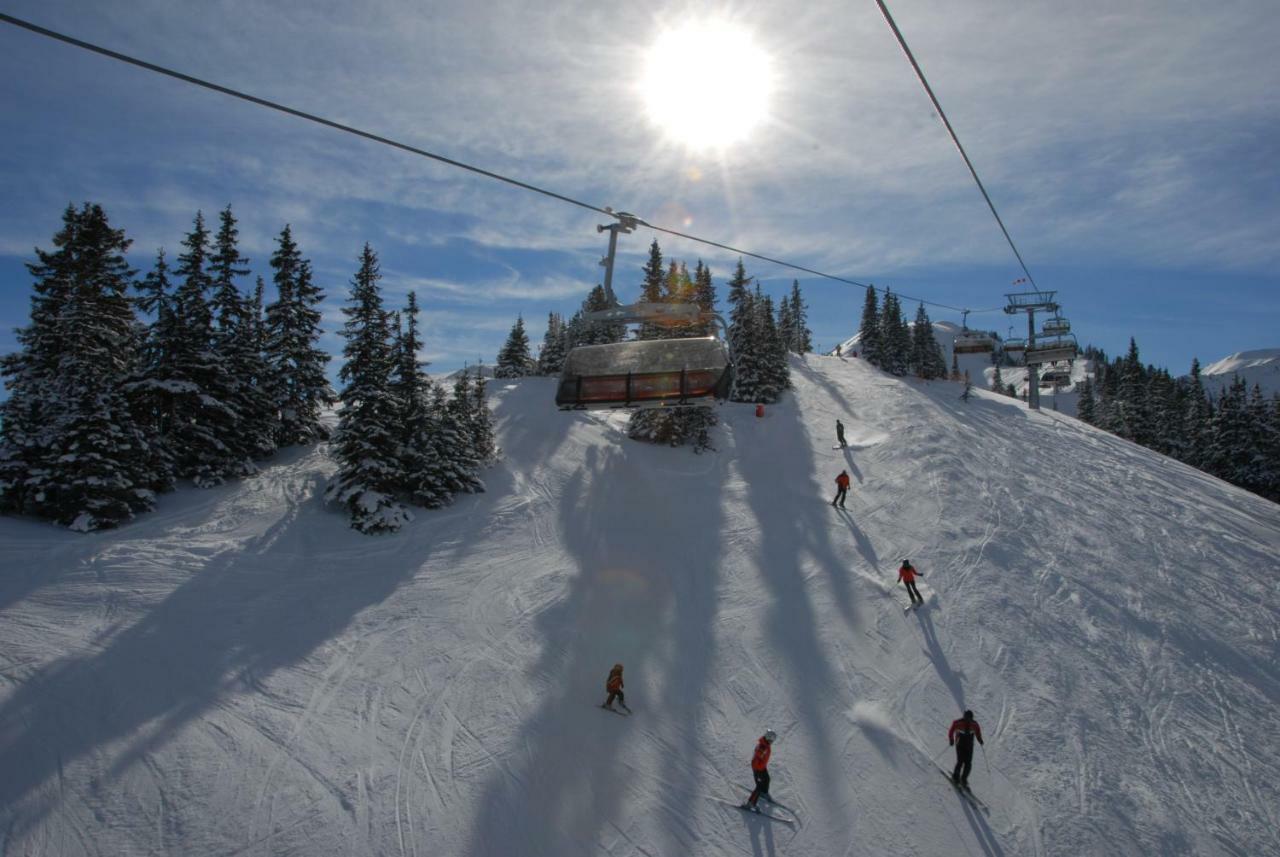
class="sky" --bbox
[1,0,1277,379]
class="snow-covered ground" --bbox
[2,354,1279,856]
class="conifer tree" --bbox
[327,243,411,533]
[165,210,254,485]
[391,292,450,509]
[910,303,948,379]
[857,287,881,367]
[1204,376,1250,484]
[784,281,812,353]
[637,239,666,340]
[470,369,498,462]
[777,296,795,355]
[495,315,532,377]
[879,288,911,376]
[1181,358,1211,468]
[265,225,333,446]
[209,205,276,460]
[537,312,567,375]
[692,261,718,336]
[1076,376,1096,424]
[0,203,159,528]
[991,363,1006,395]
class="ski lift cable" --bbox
[0,10,1002,318]
[873,0,1040,292]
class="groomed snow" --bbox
[2,354,1278,856]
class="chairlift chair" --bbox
[1024,332,1078,365]
[1003,337,1026,353]
[555,212,734,411]
[953,330,996,354]
[1042,315,1071,335]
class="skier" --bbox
[743,729,777,812]
[832,470,850,508]
[602,663,629,712]
[835,343,842,357]
[836,419,847,448]
[948,709,984,786]
[898,559,924,606]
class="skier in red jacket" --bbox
[898,560,924,606]
[832,470,850,508]
[601,663,629,712]
[742,729,777,811]
[948,710,984,786]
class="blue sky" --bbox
[1,0,1277,379]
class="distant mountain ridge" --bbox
[1199,348,1280,396]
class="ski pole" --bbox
[981,743,991,779]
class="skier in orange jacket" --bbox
[898,560,924,606]
[832,470,850,508]
[602,663,629,712]
[742,729,777,811]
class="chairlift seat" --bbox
[556,337,732,410]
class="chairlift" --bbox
[1024,332,1078,365]
[556,213,733,411]
[1042,315,1071,335]
[953,309,995,354]
[1003,337,1026,353]
[1039,365,1071,387]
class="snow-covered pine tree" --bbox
[726,259,762,403]
[165,210,255,486]
[991,363,1006,394]
[777,294,795,355]
[1243,384,1278,500]
[120,248,180,489]
[390,292,449,509]
[755,288,790,400]
[439,373,485,494]
[788,280,812,353]
[1115,338,1152,446]
[209,206,276,461]
[1076,376,1096,424]
[537,312,567,375]
[470,368,498,462]
[692,261,718,337]
[1181,358,1211,468]
[0,203,160,529]
[637,239,666,341]
[879,288,911,376]
[857,287,881,367]
[265,225,333,446]
[910,303,948,379]
[495,315,533,377]
[327,243,411,533]
[1204,376,1250,485]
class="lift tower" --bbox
[1004,290,1059,410]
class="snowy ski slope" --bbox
[1,354,1278,856]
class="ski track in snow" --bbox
[1,357,1279,856]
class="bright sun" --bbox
[640,19,774,151]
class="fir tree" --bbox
[327,243,411,533]
[470,369,498,462]
[857,287,881,367]
[1182,358,1211,468]
[391,292,450,509]
[495,315,533,377]
[783,281,811,353]
[637,239,666,340]
[991,363,1006,394]
[879,288,911,376]
[537,312,567,375]
[910,303,948,379]
[692,261,718,337]
[0,203,159,528]
[265,225,333,446]
[1076,376,1096,424]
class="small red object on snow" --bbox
[755,403,765,418]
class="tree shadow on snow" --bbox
[462,439,726,857]
[0,447,430,838]
[735,393,864,828]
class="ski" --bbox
[716,800,795,824]
[741,789,799,818]
[599,704,630,716]
[937,769,988,812]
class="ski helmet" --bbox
[763,729,777,743]
[963,709,973,720]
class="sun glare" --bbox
[640,19,774,151]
